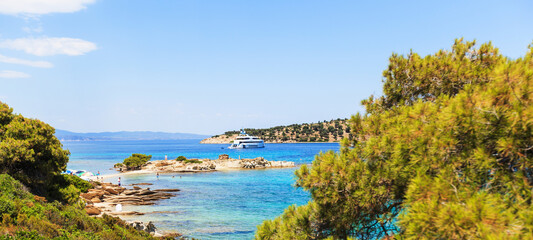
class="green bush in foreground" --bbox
[0,174,155,239]
[256,39,533,239]
[0,102,70,201]
[175,156,187,161]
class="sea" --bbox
[64,139,340,240]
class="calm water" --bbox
[64,140,339,239]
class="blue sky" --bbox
[0,0,532,135]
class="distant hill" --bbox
[55,129,209,141]
[201,118,351,144]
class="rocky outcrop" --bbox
[240,157,295,168]
[199,134,236,144]
[85,206,101,215]
[81,182,179,216]
[127,221,156,234]
[137,157,295,173]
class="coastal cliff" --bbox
[201,118,351,144]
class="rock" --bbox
[127,221,156,233]
[153,189,180,192]
[159,232,183,238]
[91,197,101,203]
[133,186,141,190]
[122,189,138,195]
[81,192,99,200]
[131,183,153,186]
[87,189,106,198]
[146,222,156,233]
[138,189,156,195]
[104,187,119,195]
[218,154,229,160]
[113,211,144,216]
[86,206,101,215]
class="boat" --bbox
[228,129,265,149]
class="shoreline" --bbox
[84,155,297,238]
[82,179,182,238]
[91,157,297,182]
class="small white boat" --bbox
[228,129,265,149]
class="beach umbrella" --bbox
[81,172,94,177]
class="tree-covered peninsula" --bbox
[0,102,162,239]
[201,118,351,143]
[256,39,533,239]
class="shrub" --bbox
[175,156,187,161]
[0,196,15,217]
[62,174,92,193]
[0,102,70,198]
[121,153,152,170]
[57,185,81,206]
[184,160,202,164]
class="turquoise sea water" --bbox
[64,140,339,239]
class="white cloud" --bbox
[22,26,43,33]
[0,37,97,56]
[0,0,96,15]
[0,70,30,78]
[0,54,53,68]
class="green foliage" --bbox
[121,153,152,170]
[373,38,501,111]
[255,203,318,240]
[257,39,533,239]
[0,174,155,239]
[113,163,124,168]
[61,174,92,193]
[175,156,187,161]
[184,159,202,164]
[220,119,350,143]
[38,174,94,205]
[0,102,70,198]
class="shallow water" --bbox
[64,140,339,239]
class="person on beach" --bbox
[156,172,159,180]
[97,171,100,180]
[118,177,121,186]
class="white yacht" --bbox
[228,129,265,149]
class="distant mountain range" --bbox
[55,129,209,141]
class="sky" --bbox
[0,0,532,135]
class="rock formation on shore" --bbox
[80,181,183,238]
[130,155,295,173]
[81,182,179,216]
